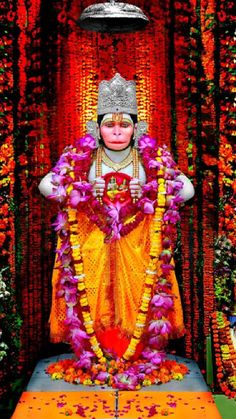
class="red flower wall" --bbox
[0,0,235,399]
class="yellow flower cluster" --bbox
[220,344,230,360]
[172,372,184,380]
[68,209,104,361]
[122,152,167,360]
[52,372,64,380]
[228,376,236,389]
[122,271,155,359]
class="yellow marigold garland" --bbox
[67,148,168,362]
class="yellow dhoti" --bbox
[49,211,185,357]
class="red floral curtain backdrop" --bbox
[0,0,235,399]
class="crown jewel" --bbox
[97,73,138,115]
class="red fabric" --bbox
[97,327,144,359]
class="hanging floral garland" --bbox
[211,0,236,398]
[187,0,201,361]
[172,0,196,360]
[212,312,236,398]
[0,0,22,400]
[214,236,234,312]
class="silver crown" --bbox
[97,73,137,115]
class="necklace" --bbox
[96,147,139,177]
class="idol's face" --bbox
[100,113,135,151]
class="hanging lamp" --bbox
[77,0,149,33]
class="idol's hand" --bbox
[92,177,105,198]
[129,178,143,200]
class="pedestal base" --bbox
[11,354,221,418]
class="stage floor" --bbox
[26,353,208,392]
[11,354,222,418]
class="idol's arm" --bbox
[38,171,106,199]
[38,171,195,203]
[176,174,195,202]
[38,172,54,197]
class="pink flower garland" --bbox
[48,134,184,389]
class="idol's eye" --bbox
[121,122,131,128]
[103,122,114,128]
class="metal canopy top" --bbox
[77,1,149,33]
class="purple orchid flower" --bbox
[64,309,83,328]
[148,319,172,335]
[142,180,158,193]
[73,181,92,192]
[148,335,167,350]
[113,372,138,390]
[138,135,157,152]
[79,134,97,150]
[107,204,120,223]
[166,180,175,195]
[173,179,184,192]
[48,184,67,203]
[151,293,174,310]
[52,211,68,232]
[75,351,94,369]
[69,329,89,348]
[51,173,65,185]
[161,263,174,276]
[152,308,165,320]
[137,372,146,380]
[55,239,70,259]
[69,188,90,207]
[110,223,122,241]
[168,195,184,208]
[95,371,110,382]
[161,148,179,169]
[159,250,172,264]
[65,150,90,162]
[163,209,181,224]
[162,237,171,248]
[64,287,78,304]
[142,348,166,365]
[164,168,176,179]
[105,204,122,240]
[147,159,163,170]
[136,361,157,375]
[139,198,156,214]
[161,156,174,168]
[54,158,73,175]
[60,253,72,268]
[60,274,80,285]
[56,289,65,298]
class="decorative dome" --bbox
[77,1,149,33]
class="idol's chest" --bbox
[88,155,146,183]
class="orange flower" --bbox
[64,374,76,383]
[18,154,28,166]
[0,232,6,246]
[0,219,8,229]
[65,367,76,375]
[157,373,170,384]
[0,204,9,216]
[0,143,14,159]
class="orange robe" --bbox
[49,211,185,358]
